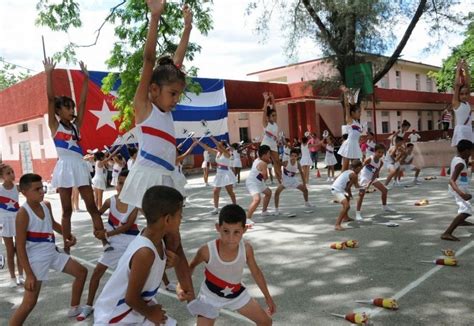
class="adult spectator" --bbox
[408,130,421,143]
[308,133,322,170]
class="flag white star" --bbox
[90,100,117,130]
[220,286,234,297]
[5,200,16,210]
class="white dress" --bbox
[300,144,312,166]
[173,163,188,196]
[338,120,363,159]
[261,122,279,152]
[452,102,473,146]
[324,144,337,166]
[232,149,242,168]
[110,162,123,186]
[246,159,267,195]
[92,161,107,190]
[213,153,237,187]
[202,150,210,169]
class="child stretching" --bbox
[441,140,473,241]
[189,204,276,325]
[76,170,139,321]
[384,136,405,188]
[450,59,472,146]
[399,143,421,185]
[356,144,396,221]
[0,165,24,287]
[331,160,363,230]
[274,149,313,215]
[93,185,183,324]
[260,91,282,182]
[365,132,376,158]
[10,174,88,324]
[322,135,337,181]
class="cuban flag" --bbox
[173,78,229,154]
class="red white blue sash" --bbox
[26,231,55,243]
[0,196,19,212]
[204,268,245,299]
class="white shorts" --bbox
[0,214,16,237]
[52,157,91,189]
[196,286,251,317]
[261,139,278,152]
[386,162,400,171]
[246,180,268,196]
[98,245,128,269]
[30,250,70,281]
[282,175,300,189]
[401,164,416,171]
[202,161,210,169]
[450,189,472,215]
[331,189,348,203]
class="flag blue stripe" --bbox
[172,104,228,121]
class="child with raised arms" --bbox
[322,135,337,181]
[356,144,396,221]
[450,59,472,146]
[0,164,24,287]
[10,174,88,324]
[189,204,276,326]
[260,92,282,182]
[331,160,363,231]
[274,149,313,215]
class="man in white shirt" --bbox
[408,130,421,143]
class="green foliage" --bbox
[0,59,31,91]
[35,0,213,130]
[429,13,474,92]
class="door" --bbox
[19,141,33,174]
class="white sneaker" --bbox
[274,209,280,216]
[9,278,17,288]
[165,282,177,292]
[413,179,421,185]
[245,219,255,227]
[67,306,82,318]
[76,305,93,321]
[210,207,219,215]
[355,212,364,221]
[261,210,275,217]
[383,205,397,212]
[16,275,25,285]
[304,202,314,208]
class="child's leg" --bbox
[262,188,272,212]
[224,185,237,204]
[196,316,216,326]
[385,168,397,185]
[236,167,241,183]
[3,237,16,279]
[296,184,309,202]
[203,167,209,184]
[62,258,88,307]
[9,280,42,325]
[441,213,470,241]
[247,194,261,219]
[237,298,272,326]
[268,168,274,183]
[336,198,350,231]
[58,187,74,248]
[303,166,310,184]
[356,189,366,212]
[373,181,388,205]
[78,185,106,233]
[85,263,108,306]
[97,189,104,210]
[414,167,421,179]
[271,151,281,181]
[213,187,221,209]
[341,157,350,172]
[274,185,285,209]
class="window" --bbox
[381,111,389,117]
[396,71,402,89]
[380,75,389,88]
[418,118,422,131]
[382,121,390,133]
[415,74,421,91]
[9,137,13,155]
[40,148,46,162]
[38,124,44,145]
[18,123,28,133]
[366,122,373,132]
[427,120,433,130]
[397,111,401,117]
[366,110,372,117]
[426,77,433,92]
[239,127,249,143]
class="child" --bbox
[365,132,376,158]
[408,130,421,143]
[322,135,337,181]
[91,151,109,210]
[111,154,125,187]
[384,136,405,188]
[390,120,411,146]
[300,136,313,184]
[281,138,292,163]
[199,137,237,215]
[441,140,473,241]
[450,59,472,146]
[356,144,396,221]
[202,150,211,186]
[93,185,183,324]
[231,143,243,183]
[127,146,138,170]
[189,204,276,325]
[246,145,273,225]
[10,174,88,324]
[399,143,421,185]
[331,160,363,231]
[174,138,200,197]
[261,92,282,182]
[76,170,139,321]
[440,107,452,140]
[0,165,24,287]
[274,149,313,215]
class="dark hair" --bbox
[395,136,404,143]
[219,204,246,227]
[258,145,271,157]
[374,143,386,152]
[116,154,123,161]
[0,164,11,176]
[128,146,138,157]
[350,160,363,170]
[406,143,414,149]
[266,107,276,117]
[401,120,411,128]
[457,139,473,153]
[151,55,186,87]
[368,131,374,136]
[290,148,299,156]
[349,103,361,117]
[119,169,129,178]
[231,143,239,150]
[19,173,42,191]
[94,151,105,161]
[285,138,290,143]
[301,136,308,144]
[54,96,75,113]
[142,185,183,226]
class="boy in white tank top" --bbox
[10,174,88,324]
[189,204,276,325]
[398,143,422,185]
[77,169,139,321]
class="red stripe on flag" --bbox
[141,126,176,145]
[204,268,242,293]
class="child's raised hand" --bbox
[262,92,270,101]
[266,297,277,316]
[79,61,89,78]
[146,0,166,16]
[148,304,167,324]
[183,4,193,28]
[43,57,56,73]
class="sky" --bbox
[0,0,471,81]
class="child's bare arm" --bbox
[43,57,59,134]
[98,198,111,216]
[198,141,217,154]
[107,208,139,237]
[188,245,209,275]
[173,5,193,67]
[176,139,199,164]
[262,92,270,127]
[245,242,276,315]
[258,161,269,179]
[15,208,36,291]
[452,61,464,110]
[75,61,89,129]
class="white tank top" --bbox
[216,152,231,171]
[403,153,414,165]
[112,162,122,177]
[348,121,363,142]
[283,160,298,177]
[301,144,311,160]
[135,104,176,172]
[455,102,472,127]
[53,122,83,159]
[94,235,166,324]
[203,150,210,162]
[24,202,56,261]
[232,149,240,160]
[332,170,353,192]
[262,122,279,144]
[247,159,265,184]
[202,239,247,299]
[94,161,106,179]
[106,196,138,243]
[366,140,376,154]
[361,155,381,180]
[0,184,19,217]
[450,156,470,190]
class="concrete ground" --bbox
[1,167,474,325]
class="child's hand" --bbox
[183,4,193,28]
[146,0,166,16]
[461,193,472,201]
[24,274,37,291]
[43,57,56,73]
[79,61,89,78]
[148,304,167,324]
[266,297,276,315]
[65,234,77,248]
[165,249,179,268]
[176,283,193,302]
[94,229,106,240]
[262,92,270,101]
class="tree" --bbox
[0,58,31,91]
[35,0,213,130]
[247,0,464,89]
[429,12,474,92]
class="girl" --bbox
[91,151,108,210]
[126,146,138,170]
[300,136,313,183]
[110,154,125,187]
[323,135,337,181]
[260,91,282,182]
[338,85,364,171]
[202,150,211,186]
[451,59,472,146]
[365,132,376,158]
[0,165,24,286]
[175,138,200,197]
[44,58,107,252]
[231,143,243,183]
[199,137,237,214]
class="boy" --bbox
[384,136,405,188]
[274,149,313,215]
[441,140,473,241]
[331,160,363,231]
[399,143,422,185]
[356,144,396,221]
[10,174,88,325]
[93,185,183,325]
[245,145,273,226]
[189,204,276,325]
[77,170,139,321]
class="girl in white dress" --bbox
[199,137,237,214]
[202,150,211,186]
[299,136,313,183]
[451,59,472,146]
[338,86,364,171]
[174,138,200,197]
[231,143,243,183]
[261,92,282,182]
[322,135,337,181]
[91,151,109,210]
